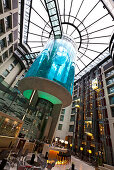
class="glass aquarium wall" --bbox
[25,38,76,95]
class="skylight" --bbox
[19,0,114,80]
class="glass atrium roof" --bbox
[18,0,114,80]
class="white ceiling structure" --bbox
[18,0,114,80]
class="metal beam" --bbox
[44,0,62,39]
[100,0,114,19]
[75,47,108,77]
[66,0,74,34]
[26,0,33,43]
[80,13,108,32]
[20,0,25,44]
[74,25,114,39]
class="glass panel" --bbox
[58,124,63,130]
[52,20,59,27]
[0,75,4,82]
[54,31,61,35]
[47,1,55,9]
[61,109,65,114]
[3,0,9,9]
[49,8,56,16]
[25,38,76,95]
[7,33,12,45]
[0,20,3,33]
[46,0,52,3]
[107,77,114,85]
[105,70,114,78]
[50,15,58,22]
[60,115,64,121]
[71,108,76,114]
[22,0,114,74]
[69,125,74,132]
[70,115,75,121]
[109,96,114,105]
[8,64,14,71]
[0,38,6,50]
[5,16,11,29]
[2,52,8,61]
[13,59,18,66]
[9,47,13,55]
[108,86,114,94]
[2,70,9,77]
[111,108,114,117]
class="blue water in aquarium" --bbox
[25,38,76,95]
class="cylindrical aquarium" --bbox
[18,36,77,107]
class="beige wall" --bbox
[5,63,22,85]
[11,69,25,87]
[0,56,23,85]
[54,104,72,140]
[48,104,62,143]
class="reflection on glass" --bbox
[108,86,114,94]
[109,96,114,105]
[105,70,114,78]
[107,77,114,85]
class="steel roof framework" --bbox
[18,0,114,80]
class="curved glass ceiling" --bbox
[19,0,114,80]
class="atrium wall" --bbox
[73,58,114,165]
[0,0,25,87]
[54,105,72,141]
[101,61,114,162]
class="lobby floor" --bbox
[49,156,95,170]
[9,155,95,170]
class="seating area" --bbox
[0,150,49,170]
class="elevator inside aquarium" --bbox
[18,36,77,107]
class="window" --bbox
[2,52,8,61]
[70,115,75,121]
[69,125,74,132]
[109,96,114,105]
[111,108,114,117]
[107,77,114,85]
[60,115,64,121]
[58,124,63,130]
[105,70,114,78]
[0,20,3,33]
[108,86,114,94]
[61,109,65,114]
[3,0,9,9]
[7,34,12,45]
[2,70,9,77]
[5,16,11,29]
[9,47,13,55]
[8,64,14,71]
[0,75,4,82]
[71,108,76,114]
[0,38,6,50]
[14,43,17,50]
[13,59,18,66]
